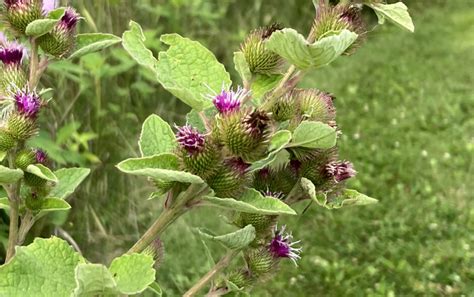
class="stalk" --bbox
[183,250,240,297]
[5,152,21,262]
[127,183,208,254]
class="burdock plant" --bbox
[0,0,414,296]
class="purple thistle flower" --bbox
[211,86,249,114]
[176,125,205,154]
[224,157,250,176]
[35,149,47,164]
[268,225,301,265]
[243,109,270,137]
[14,88,41,118]
[57,7,79,31]
[0,40,25,66]
[325,160,356,182]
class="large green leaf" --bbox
[109,254,156,295]
[266,28,358,70]
[139,114,176,157]
[116,153,203,184]
[0,165,23,184]
[26,164,58,182]
[73,264,119,297]
[155,33,232,111]
[286,121,336,149]
[69,33,121,59]
[0,237,85,297]
[203,188,296,215]
[197,225,256,250]
[122,21,158,71]
[326,189,378,209]
[49,168,90,200]
[250,130,292,171]
[367,2,415,32]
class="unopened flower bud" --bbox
[38,7,79,57]
[269,93,296,122]
[296,89,335,123]
[4,0,43,34]
[246,247,276,277]
[15,149,36,169]
[205,157,250,198]
[0,128,16,151]
[226,269,252,289]
[241,24,284,75]
[24,172,47,188]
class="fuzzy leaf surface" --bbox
[0,166,23,184]
[197,225,256,250]
[368,2,415,32]
[266,28,358,69]
[48,168,90,200]
[233,51,252,83]
[38,198,72,212]
[69,33,122,59]
[139,114,176,157]
[155,34,231,110]
[122,21,158,71]
[73,264,118,297]
[326,189,378,209]
[286,121,336,149]
[26,164,58,182]
[251,74,282,101]
[108,254,156,295]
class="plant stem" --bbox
[28,39,40,88]
[183,250,240,297]
[127,183,208,254]
[5,151,22,262]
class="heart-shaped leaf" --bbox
[109,254,156,295]
[139,114,176,157]
[367,2,415,32]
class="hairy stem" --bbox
[5,151,21,262]
[127,184,208,254]
[28,39,40,89]
[183,250,240,297]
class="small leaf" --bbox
[325,189,378,209]
[122,21,158,71]
[0,165,23,184]
[251,74,282,102]
[197,225,256,250]
[69,33,121,59]
[368,2,415,32]
[139,114,176,157]
[73,264,118,297]
[156,33,232,111]
[300,178,326,206]
[203,188,296,215]
[147,282,162,296]
[0,237,84,297]
[49,168,90,200]
[26,164,58,182]
[109,253,156,295]
[0,197,9,210]
[25,19,60,37]
[286,121,336,149]
[185,108,216,133]
[233,51,252,83]
[250,130,292,171]
[47,7,67,20]
[266,28,358,70]
[116,153,204,184]
[38,198,71,212]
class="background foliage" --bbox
[1,0,472,295]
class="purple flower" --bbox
[212,86,249,114]
[224,157,250,176]
[35,149,47,164]
[325,160,356,182]
[57,7,79,31]
[176,125,205,154]
[268,225,301,265]
[14,88,41,118]
[0,40,25,66]
[42,0,57,14]
[242,109,270,137]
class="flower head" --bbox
[268,225,301,265]
[14,88,41,118]
[34,149,47,164]
[224,157,250,176]
[57,7,79,32]
[0,40,25,67]
[176,125,205,154]
[212,86,248,114]
[325,160,356,182]
[243,109,271,137]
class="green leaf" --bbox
[234,51,252,83]
[25,19,60,37]
[185,108,216,133]
[73,264,119,297]
[122,21,158,71]
[0,165,23,184]
[69,33,121,59]
[197,225,256,250]
[286,121,336,149]
[368,2,415,32]
[26,164,58,182]
[109,253,156,295]
[203,188,296,215]
[0,197,9,210]
[300,177,326,205]
[0,237,84,297]
[250,130,292,171]
[251,74,282,101]
[156,33,232,111]
[38,198,71,212]
[266,28,358,70]
[325,189,378,209]
[139,114,176,157]
[147,282,162,296]
[49,168,91,200]
[116,153,204,184]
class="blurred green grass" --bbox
[10,0,472,296]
